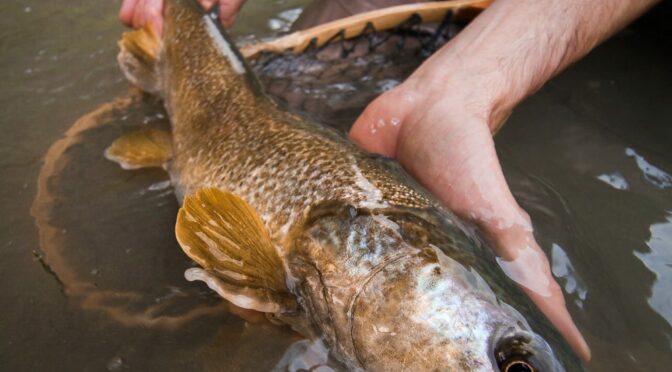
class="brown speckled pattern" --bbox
[162,1,431,244]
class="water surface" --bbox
[1,0,671,371]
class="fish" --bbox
[106,0,581,370]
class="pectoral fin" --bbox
[176,188,295,313]
[105,128,172,169]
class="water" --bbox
[1,0,671,370]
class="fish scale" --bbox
[165,2,432,238]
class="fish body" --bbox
[109,0,580,370]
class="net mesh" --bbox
[247,10,475,131]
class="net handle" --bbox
[241,0,492,58]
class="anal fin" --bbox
[105,128,172,169]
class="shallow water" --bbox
[1,0,671,371]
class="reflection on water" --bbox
[267,8,303,32]
[1,0,671,371]
[625,148,672,189]
[551,243,588,309]
[30,89,312,371]
[596,172,629,191]
[31,94,228,329]
[635,212,672,327]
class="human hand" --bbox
[349,71,591,362]
[350,0,658,362]
[348,2,593,362]
[119,0,247,34]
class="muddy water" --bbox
[1,0,671,371]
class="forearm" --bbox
[407,0,658,131]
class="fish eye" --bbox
[494,333,539,372]
[501,359,535,372]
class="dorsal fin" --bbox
[104,128,172,169]
[176,188,294,312]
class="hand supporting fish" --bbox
[348,0,657,362]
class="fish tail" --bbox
[117,25,162,94]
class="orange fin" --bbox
[176,188,295,313]
[105,128,172,169]
[117,25,162,93]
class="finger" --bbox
[144,0,164,36]
[119,0,139,26]
[467,169,591,359]
[485,212,591,361]
[218,0,248,28]
[131,0,164,35]
[523,279,592,362]
[132,0,147,28]
[197,0,217,10]
[471,197,592,360]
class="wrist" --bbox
[401,54,517,134]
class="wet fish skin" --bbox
[162,3,432,231]
[114,0,579,370]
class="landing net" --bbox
[246,7,481,130]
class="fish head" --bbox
[347,245,564,372]
[287,202,565,371]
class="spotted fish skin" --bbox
[115,1,581,370]
[163,1,431,237]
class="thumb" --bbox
[348,91,410,158]
[218,0,248,27]
[143,0,164,36]
[119,0,140,26]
